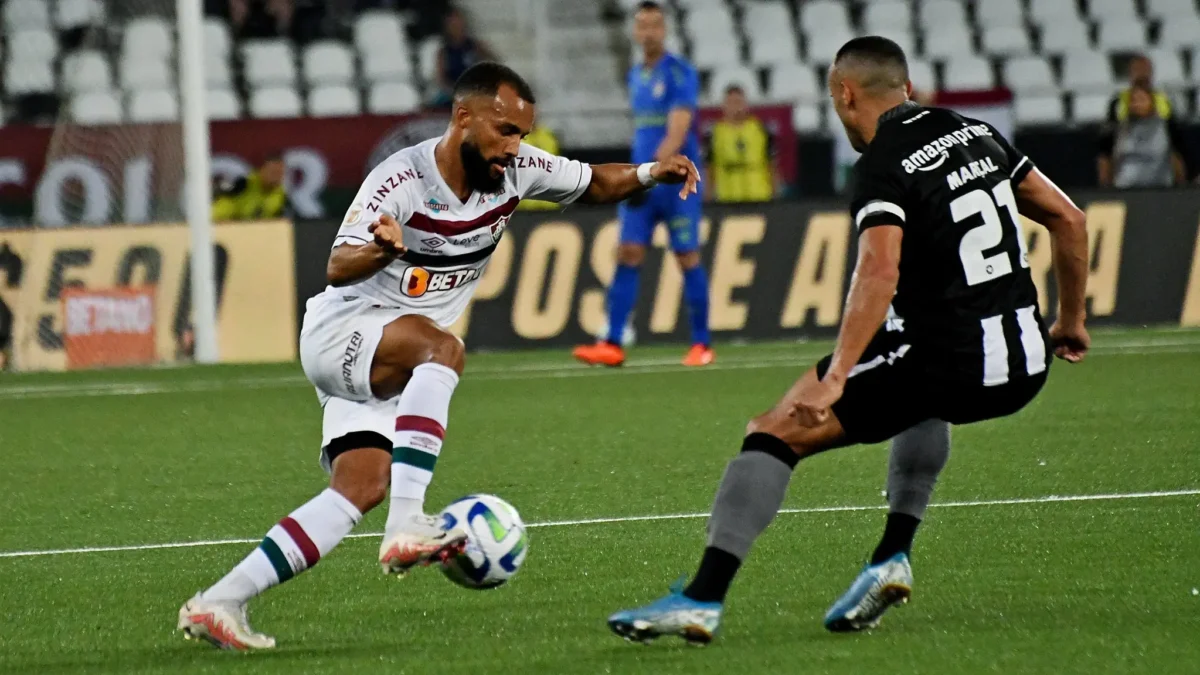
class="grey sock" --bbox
[886,418,951,519]
[706,451,794,560]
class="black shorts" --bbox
[816,332,1047,445]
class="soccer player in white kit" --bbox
[177,62,700,650]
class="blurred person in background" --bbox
[212,155,289,221]
[704,85,774,203]
[1107,54,1170,123]
[432,7,495,107]
[1097,82,1187,188]
[573,0,713,368]
[518,124,563,211]
[208,0,294,39]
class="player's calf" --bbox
[368,314,470,576]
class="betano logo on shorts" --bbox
[401,266,481,297]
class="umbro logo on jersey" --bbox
[490,214,510,243]
[421,237,446,249]
[901,123,994,174]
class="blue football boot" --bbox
[824,552,913,632]
[608,578,723,645]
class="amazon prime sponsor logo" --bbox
[901,123,993,174]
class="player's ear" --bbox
[905,79,914,100]
[452,99,472,129]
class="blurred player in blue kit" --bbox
[573,1,714,368]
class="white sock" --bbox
[203,489,362,604]
[385,362,459,536]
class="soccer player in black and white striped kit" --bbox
[610,36,1091,644]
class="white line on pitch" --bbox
[0,488,1194,560]
[1,336,1199,401]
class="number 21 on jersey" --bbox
[951,178,1044,386]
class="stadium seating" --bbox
[128,89,179,123]
[943,56,995,90]
[62,50,112,93]
[120,59,172,90]
[242,40,297,88]
[368,82,421,114]
[123,17,174,62]
[55,0,104,31]
[69,90,121,124]
[1004,56,1057,94]
[308,85,362,117]
[206,88,242,120]
[3,0,50,33]
[709,65,763,103]
[303,42,356,87]
[5,60,55,95]
[249,86,303,119]
[1014,93,1066,125]
[2,0,1198,132]
[1073,92,1114,123]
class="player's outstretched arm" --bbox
[1014,168,1090,362]
[326,214,407,286]
[576,156,700,204]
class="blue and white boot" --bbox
[824,552,913,632]
[608,579,723,645]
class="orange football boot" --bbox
[682,344,715,367]
[572,341,626,367]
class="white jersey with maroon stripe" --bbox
[318,137,592,328]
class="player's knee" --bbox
[329,448,391,512]
[339,476,388,512]
[675,250,701,270]
[427,332,466,375]
[618,244,646,267]
[745,412,771,436]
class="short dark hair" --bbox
[453,61,537,104]
[834,36,909,93]
[636,1,663,12]
[724,84,745,97]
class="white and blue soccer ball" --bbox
[438,494,528,590]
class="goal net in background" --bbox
[0,0,230,372]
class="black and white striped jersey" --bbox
[848,102,1051,386]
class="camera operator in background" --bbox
[212,155,289,221]
[1097,82,1187,189]
[704,85,774,203]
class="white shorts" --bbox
[299,292,409,469]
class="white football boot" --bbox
[379,512,468,576]
[177,593,276,650]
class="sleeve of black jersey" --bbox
[985,123,1035,186]
[848,151,908,233]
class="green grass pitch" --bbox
[1,328,1198,674]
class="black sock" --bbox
[869,512,921,565]
[683,547,742,603]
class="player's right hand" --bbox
[650,156,701,199]
[1049,319,1089,363]
[368,214,407,256]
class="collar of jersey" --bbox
[877,100,923,129]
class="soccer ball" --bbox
[438,494,528,589]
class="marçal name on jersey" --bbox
[901,123,994,174]
[946,157,1001,191]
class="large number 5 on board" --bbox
[952,179,1029,286]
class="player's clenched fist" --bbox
[651,155,701,199]
[368,214,407,256]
